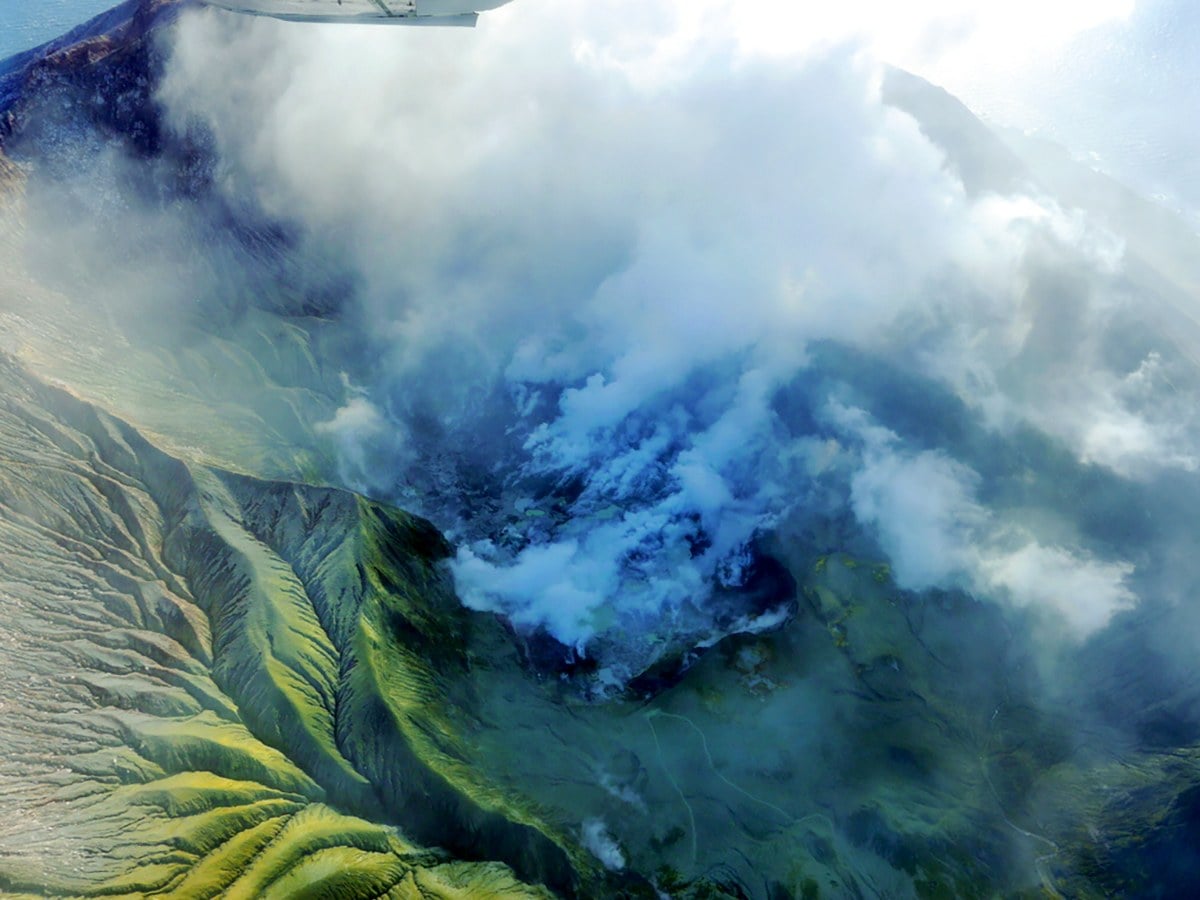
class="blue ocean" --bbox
[0,0,116,60]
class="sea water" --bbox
[0,0,117,61]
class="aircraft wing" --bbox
[203,0,513,26]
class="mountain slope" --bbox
[0,352,583,897]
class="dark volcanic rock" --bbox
[1,1,193,156]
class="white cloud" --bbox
[157,0,1160,661]
[315,385,414,495]
[453,539,616,646]
[832,403,1138,640]
[983,543,1136,639]
[538,0,1134,95]
[580,818,625,871]
[850,443,985,589]
[724,0,1134,75]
